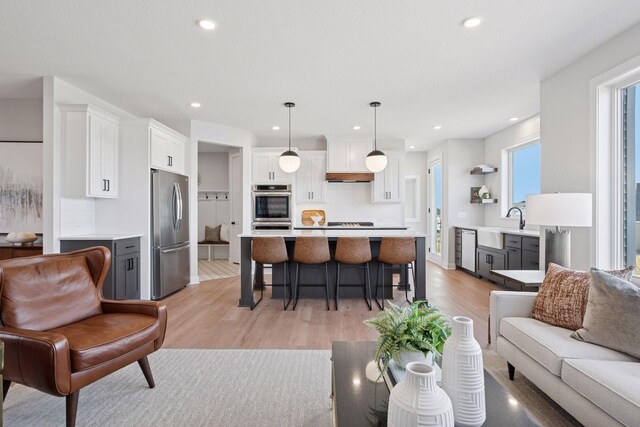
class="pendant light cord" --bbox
[374,104,377,150]
[288,105,292,150]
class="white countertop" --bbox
[293,225,408,230]
[241,229,426,238]
[453,225,540,237]
[59,233,143,241]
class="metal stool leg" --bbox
[374,262,383,310]
[335,262,340,310]
[293,263,300,311]
[364,262,372,310]
[283,261,292,310]
[325,262,330,311]
[250,261,264,310]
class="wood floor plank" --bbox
[161,261,500,349]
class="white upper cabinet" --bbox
[149,125,187,174]
[252,149,294,183]
[60,104,119,198]
[372,151,404,203]
[326,138,374,173]
[296,151,327,203]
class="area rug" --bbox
[483,350,581,426]
[198,260,239,281]
[4,349,332,427]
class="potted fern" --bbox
[364,301,451,372]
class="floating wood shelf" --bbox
[470,166,498,175]
[471,199,498,204]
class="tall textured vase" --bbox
[441,316,486,427]
[387,362,454,427]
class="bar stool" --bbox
[374,237,417,309]
[251,237,291,310]
[293,236,331,311]
[334,237,372,310]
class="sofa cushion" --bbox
[500,317,637,376]
[562,359,640,427]
[531,263,633,331]
[48,313,159,372]
[1,256,102,330]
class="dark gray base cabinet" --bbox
[476,247,505,284]
[60,237,141,300]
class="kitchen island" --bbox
[238,229,426,307]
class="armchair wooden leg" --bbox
[66,391,79,427]
[138,356,155,388]
[3,380,11,401]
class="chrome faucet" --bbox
[507,207,525,230]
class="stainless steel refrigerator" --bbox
[151,169,190,300]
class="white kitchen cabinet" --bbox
[326,138,373,173]
[60,104,119,198]
[296,151,327,203]
[373,151,404,203]
[149,126,187,174]
[252,149,294,183]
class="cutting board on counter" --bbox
[301,210,326,226]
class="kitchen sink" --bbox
[477,228,504,249]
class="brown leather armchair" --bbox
[0,247,167,427]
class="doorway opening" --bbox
[428,159,443,261]
[197,142,241,282]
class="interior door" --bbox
[428,158,443,261]
[230,153,242,263]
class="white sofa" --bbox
[490,291,640,427]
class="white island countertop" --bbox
[240,229,425,238]
[59,233,144,241]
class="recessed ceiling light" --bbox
[197,19,216,30]
[509,117,519,122]
[462,17,482,28]
[272,126,280,130]
[433,125,442,130]
[190,102,201,108]
[409,145,415,149]
[353,126,361,130]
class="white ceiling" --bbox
[1,1,640,150]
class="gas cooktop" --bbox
[327,222,374,227]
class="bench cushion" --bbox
[562,359,640,427]
[500,317,636,376]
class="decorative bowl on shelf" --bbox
[311,215,323,227]
[5,232,38,244]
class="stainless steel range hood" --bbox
[325,172,375,183]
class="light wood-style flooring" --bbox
[162,261,499,349]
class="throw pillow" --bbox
[204,225,221,242]
[531,263,634,330]
[220,223,230,242]
[571,269,640,358]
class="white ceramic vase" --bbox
[387,362,454,427]
[395,351,433,369]
[441,316,486,427]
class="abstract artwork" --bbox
[0,142,43,232]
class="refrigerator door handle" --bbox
[176,182,183,230]
[161,244,190,254]
[172,183,179,231]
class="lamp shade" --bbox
[525,193,592,227]
[365,150,387,173]
[278,150,300,173]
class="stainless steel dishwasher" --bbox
[461,229,477,272]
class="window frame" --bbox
[501,136,541,218]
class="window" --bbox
[509,142,541,210]
[621,83,639,273]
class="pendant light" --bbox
[279,102,300,173]
[366,101,387,173]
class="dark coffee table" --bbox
[331,341,541,427]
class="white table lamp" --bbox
[525,193,592,269]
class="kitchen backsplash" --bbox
[296,183,403,226]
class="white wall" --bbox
[0,98,43,141]
[198,152,229,190]
[541,22,640,270]
[483,115,541,229]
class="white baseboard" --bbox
[189,275,200,285]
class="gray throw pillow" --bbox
[204,225,221,242]
[571,269,640,358]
